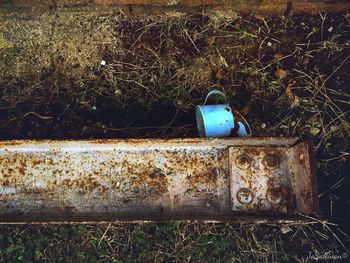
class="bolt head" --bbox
[266,188,282,204]
[236,154,252,170]
[237,188,254,204]
[263,154,280,169]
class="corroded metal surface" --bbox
[0,138,318,223]
[229,141,319,214]
[231,147,293,213]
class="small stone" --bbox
[327,26,333,33]
[281,226,292,234]
[92,106,97,111]
[176,100,182,106]
[100,60,106,66]
[310,127,320,136]
[267,41,272,47]
[114,89,122,97]
[260,123,266,129]
[275,69,287,80]
[273,53,284,61]
[95,122,102,128]
[263,234,270,240]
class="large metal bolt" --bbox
[266,188,282,204]
[263,154,280,169]
[235,154,252,170]
[237,188,254,204]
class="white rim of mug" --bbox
[233,109,252,136]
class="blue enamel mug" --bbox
[196,90,252,138]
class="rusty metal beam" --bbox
[1,0,350,14]
[0,138,318,223]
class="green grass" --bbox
[0,221,347,262]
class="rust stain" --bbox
[266,188,281,203]
[0,138,318,222]
[235,154,252,170]
[263,154,280,169]
[301,189,311,201]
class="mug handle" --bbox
[203,90,227,105]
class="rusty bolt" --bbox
[266,188,282,204]
[263,154,279,169]
[237,188,254,204]
[235,154,252,170]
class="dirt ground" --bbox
[0,9,349,262]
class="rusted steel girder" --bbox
[0,138,318,223]
[1,0,350,14]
